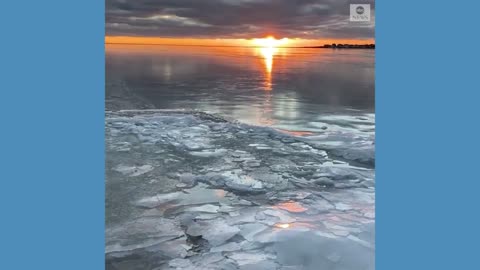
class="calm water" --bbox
[106,45,374,132]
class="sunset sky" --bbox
[106,0,375,46]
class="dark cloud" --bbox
[106,0,375,39]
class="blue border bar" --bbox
[377,0,480,269]
[0,1,104,269]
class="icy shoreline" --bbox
[106,110,375,270]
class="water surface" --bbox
[106,45,374,132]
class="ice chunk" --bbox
[183,141,208,151]
[184,204,220,213]
[314,177,335,188]
[222,173,264,193]
[113,164,153,177]
[229,252,272,266]
[106,217,184,254]
[176,183,189,188]
[136,185,230,209]
[218,204,236,213]
[188,253,240,270]
[179,173,196,186]
[335,203,352,211]
[227,208,260,225]
[169,258,194,268]
[190,149,227,157]
[135,192,182,208]
[232,199,253,206]
[194,213,221,220]
[238,223,269,241]
[144,236,190,258]
[239,260,278,270]
[210,242,242,253]
[186,219,240,246]
[263,209,296,223]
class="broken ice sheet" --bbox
[105,111,375,270]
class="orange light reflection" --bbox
[274,222,318,230]
[258,47,276,90]
[274,201,308,213]
[275,223,291,229]
[276,129,314,137]
[214,189,226,198]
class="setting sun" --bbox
[252,36,289,48]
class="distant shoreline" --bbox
[300,44,375,49]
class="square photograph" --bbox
[105,1,375,269]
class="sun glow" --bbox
[252,36,289,48]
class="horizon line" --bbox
[105,42,375,48]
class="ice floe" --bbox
[105,110,375,270]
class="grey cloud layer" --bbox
[106,0,375,39]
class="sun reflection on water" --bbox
[252,37,288,91]
[256,47,277,90]
[260,47,276,75]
